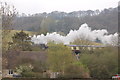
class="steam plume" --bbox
[31,23,118,45]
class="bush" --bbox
[15,64,33,75]
[63,61,90,78]
[80,47,118,78]
[21,72,43,78]
[47,43,75,72]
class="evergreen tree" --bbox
[10,30,32,51]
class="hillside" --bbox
[12,7,118,34]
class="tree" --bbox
[47,42,75,75]
[80,47,118,78]
[0,2,17,75]
[10,30,32,51]
[71,38,95,53]
[15,64,33,75]
[0,2,18,52]
[63,61,90,78]
[1,2,17,30]
[39,17,51,35]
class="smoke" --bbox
[31,23,118,45]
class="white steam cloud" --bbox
[31,23,118,45]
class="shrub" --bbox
[63,61,90,78]
[80,47,118,78]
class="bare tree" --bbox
[0,2,18,71]
[0,2,18,51]
[0,2,17,35]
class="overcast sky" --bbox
[1,0,119,14]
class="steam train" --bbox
[38,43,106,60]
[39,43,105,54]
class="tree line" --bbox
[12,7,118,34]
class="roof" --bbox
[3,51,47,69]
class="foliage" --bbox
[9,30,32,51]
[13,7,117,34]
[21,72,43,78]
[47,43,75,73]
[0,2,18,52]
[72,38,102,45]
[15,60,48,77]
[79,47,118,78]
[1,30,35,51]
[71,38,102,54]
[30,46,42,51]
[15,64,33,74]
[32,61,47,73]
[1,2,17,30]
[15,57,47,77]
[39,17,53,35]
[63,61,90,78]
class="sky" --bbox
[1,0,119,14]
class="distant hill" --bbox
[12,7,118,34]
